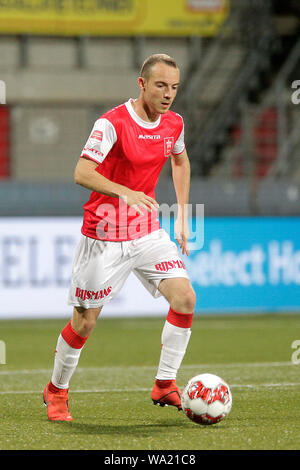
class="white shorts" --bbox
[68,229,189,309]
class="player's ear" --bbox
[137,76,146,92]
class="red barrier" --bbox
[0,106,10,179]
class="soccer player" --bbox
[43,54,196,421]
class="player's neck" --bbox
[131,98,160,123]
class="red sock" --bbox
[167,307,193,329]
[155,379,174,388]
[48,381,66,393]
[61,321,88,349]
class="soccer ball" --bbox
[181,373,232,425]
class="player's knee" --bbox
[73,307,100,336]
[81,317,97,336]
[183,287,196,313]
[173,285,196,313]
[81,311,101,336]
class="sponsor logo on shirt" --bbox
[75,286,112,301]
[91,130,103,141]
[155,260,186,272]
[138,134,161,140]
[164,137,174,156]
[82,147,104,159]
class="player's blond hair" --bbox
[140,54,178,80]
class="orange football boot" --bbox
[151,379,182,410]
[43,382,73,421]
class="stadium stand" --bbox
[0,0,299,216]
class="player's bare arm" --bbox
[74,156,159,215]
[171,148,191,256]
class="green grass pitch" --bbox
[0,313,300,450]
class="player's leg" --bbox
[71,305,102,337]
[43,235,132,421]
[156,277,195,381]
[151,277,196,409]
[158,277,196,314]
[51,306,102,390]
[132,229,196,409]
[43,306,102,421]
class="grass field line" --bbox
[0,360,294,376]
[0,382,300,395]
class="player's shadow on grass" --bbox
[57,420,227,436]
[58,419,193,437]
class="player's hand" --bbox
[120,191,159,215]
[174,217,190,256]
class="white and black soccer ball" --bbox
[181,373,232,425]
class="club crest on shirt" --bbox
[164,137,174,157]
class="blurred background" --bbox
[0,0,299,318]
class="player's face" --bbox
[142,63,180,116]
